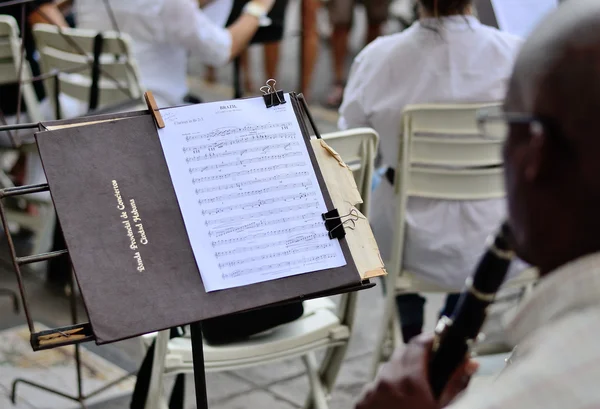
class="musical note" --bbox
[218,244,334,269]
[201,192,317,216]
[211,222,323,247]
[205,202,318,226]
[195,171,310,194]
[182,132,297,153]
[214,232,328,258]
[186,141,300,161]
[198,181,312,204]
[184,122,294,142]
[209,211,321,237]
[188,151,303,167]
[191,162,306,179]
[222,254,338,279]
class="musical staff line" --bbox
[209,212,322,238]
[214,232,329,258]
[218,243,334,268]
[183,133,297,153]
[204,202,319,226]
[198,181,312,205]
[185,141,301,162]
[184,122,293,142]
[195,171,310,194]
[189,151,303,168]
[190,162,306,178]
[201,192,317,215]
[223,254,338,279]
[211,222,323,247]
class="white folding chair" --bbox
[370,103,538,377]
[141,128,378,409]
[0,16,55,258]
[0,15,44,124]
[32,23,144,119]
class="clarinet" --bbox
[428,222,515,400]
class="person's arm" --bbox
[165,0,275,67]
[28,1,69,28]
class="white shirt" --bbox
[75,0,232,107]
[339,16,523,288]
[450,252,600,409]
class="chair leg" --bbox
[370,288,405,379]
[316,343,349,398]
[302,353,329,409]
[144,331,169,409]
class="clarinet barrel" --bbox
[428,223,515,399]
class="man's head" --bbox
[503,0,600,275]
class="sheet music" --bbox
[490,0,558,38]
[157,94,346,291]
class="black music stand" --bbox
[0,99,373,409]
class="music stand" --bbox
[0,97,374,409]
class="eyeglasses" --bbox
[477,110,544,141]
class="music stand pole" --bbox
[190,322,209,409]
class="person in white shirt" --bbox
[75,0,275,107]
[338,0,523,342]
[355,1,600,408]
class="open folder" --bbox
[35,91,384,344]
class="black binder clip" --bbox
[261,78,286,108]
[322,208,360,240]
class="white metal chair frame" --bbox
[370,103,537,377]
[0,16,55,258]
[142,128,379,409]
[0,15,44,124]
[32,23,144,119]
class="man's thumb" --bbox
[439,360,479,405]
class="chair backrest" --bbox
[388,103,504,289]
[321,128,379,218]
[32,23,143,118]
[398,103,504,201]
[0,15,43,123]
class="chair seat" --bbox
[162,298,347,372]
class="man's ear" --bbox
[524,122,547,182]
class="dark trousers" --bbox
[395,293,460,343]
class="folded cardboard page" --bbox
[311,139,386,280]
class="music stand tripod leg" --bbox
[190,322,209,409]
